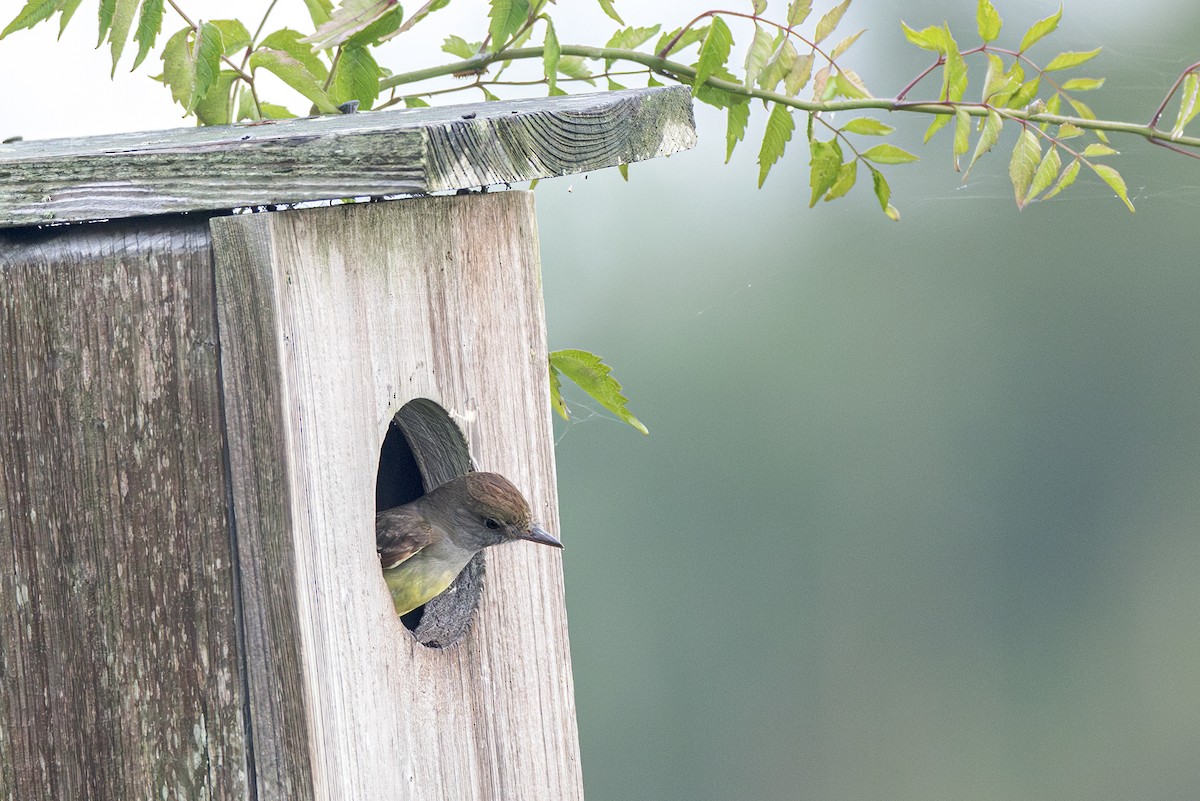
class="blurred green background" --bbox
[538,3,1200,800]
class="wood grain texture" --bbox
[0,220,248,800]
[210,192,581,801]
[0,87,696,229]
[209,217,315,800]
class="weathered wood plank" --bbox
[0,220,248,800]
[209,214,318,801]
[0,87,696,229]
[210,192,581,801]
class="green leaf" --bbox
[1008,127,1040,208]
[331,45,380,109]
[1066,96,1106,142]
[442,34,480,59]
[488,0,530,50]
[953,107,970,170]
[982,52,1015,103]
[596,0,624,25]
[1090,163,1134,211]
[784,51,813,95]
[808,138,842,206]
[549,350,647,434]
[1041,89,1061,129]
[830,28,865,60]
[249,48,340,114]
[209,19,250,56]
[868,165,897,219]
[260,102,296,119]
[1,0,60,39]
[833,70,869,99]
[57,0,82,36]
[543,18,560,92]
[404,96,430,107]
[787,0,811,27]
[693,16,733,96]
[862,143,918,164]
[1057,122,1083,138]
[605,24,660,50]
[260,29,329,80]
[924,114,950,143]
[1043,158,1079,200]
[1007,75,1040,109]
[131,0,163,68]
[303,0,398,50]
[841,117,894,136]
[655,24,707,56]
[757,35,795,93]
[160,26,194,108]
[98,0,114,42]
[1061,77,1104,91]
[900,21,948,53]
[823,159,857,201]
[158,22,224,113]
[814,0,850,45]
[965,108,1002,177]
[190,21,224,111]
[1019,3,1061,53]
[811,65,830,101]
[751,0,767,14]
[346,4,406,46]
[303,0,334,27]
[976,0,1001,43]
[726,98,750,163]
[548,363,569,421]
[1044,48,1101,72]
[1025,145,1061,202]
[194,69,238,126]
[743,23,773,89]
[940,26,967,102]
[556,55,594,83]
[1082,143,1118,157]
[106,0,137,75]
[235,85,258,121]
[618,163,630,181]
[1172,72,1200,137]
[605,24,660,68]
[758,102,795,187]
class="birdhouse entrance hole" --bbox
[376,398,484,648]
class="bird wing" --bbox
[376,506,439,569]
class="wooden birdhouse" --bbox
[0,87,695,800]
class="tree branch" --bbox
[377,44,1200,151]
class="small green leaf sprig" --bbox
[549,350,648,436]
[897,2,1131,211]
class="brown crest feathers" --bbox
[463,472,533,527]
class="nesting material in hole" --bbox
[376,398,480,648]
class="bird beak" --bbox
[517,524,563,549]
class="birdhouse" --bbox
[0,87,695,800]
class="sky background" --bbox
[4,2,1200,800]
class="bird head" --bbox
[440,472,563,551]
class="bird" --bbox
[376,471,563,616]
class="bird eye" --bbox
[484,517,501,530]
